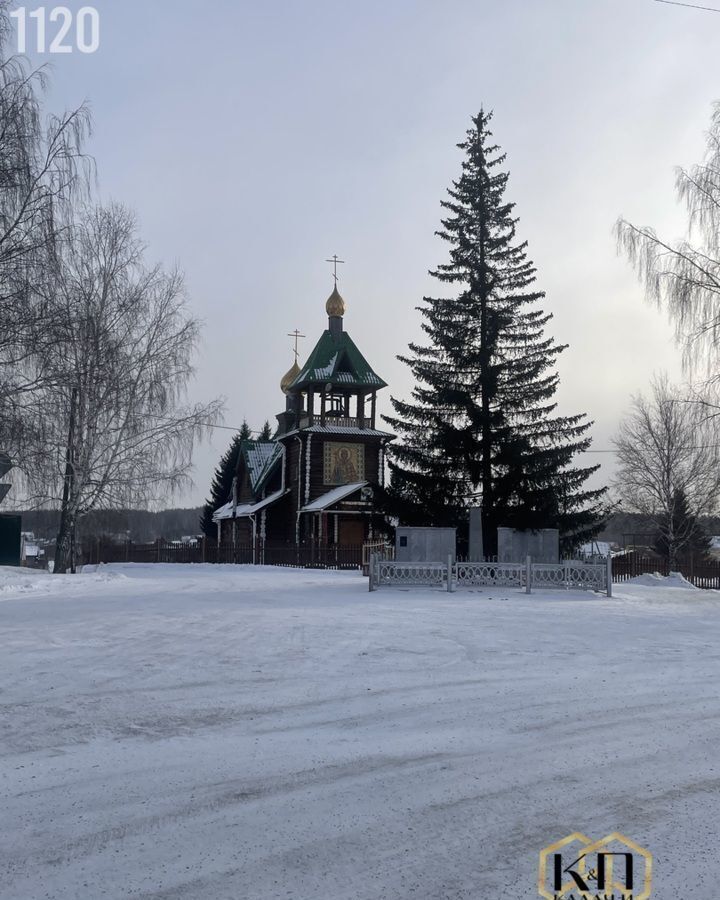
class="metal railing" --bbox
[372,560,448,589]
[531,561,607,592]
[455,561,525,588]
[297,416,372,430]
[369,555,612,596]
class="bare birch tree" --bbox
[616,103,720,381]
[0,6,91,470]
[613,374,720,567]
[23,204,223,573]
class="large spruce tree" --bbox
[384,109,605,555]
[199,421,251,538]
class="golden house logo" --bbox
[538,832,652,900]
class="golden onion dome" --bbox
[280,360,301,394]
[325,284,346,317]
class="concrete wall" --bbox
[497,527,559,563]
[395,527,457,562]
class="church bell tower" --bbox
[274,275,394,545]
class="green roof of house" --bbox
[238,440,282,496]
[290,329,386,392]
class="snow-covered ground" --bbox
[2,563,720,899]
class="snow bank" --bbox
[0,564,129,599]
[0,565,54,595]
[629,570,698,590]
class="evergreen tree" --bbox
[259,420,273,440]
[199,421,251,538]
[654,489,711,565]
[384,109,605,555]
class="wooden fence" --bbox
[612,553,720,590]
[79,538,370,570]
[59,540,720,589]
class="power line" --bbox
[138,414,268,437]
[583,444,720,453]
[142,415,720,452]
[653,0,720,12]
[188,422,720,454]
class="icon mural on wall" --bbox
[324,442,364,485]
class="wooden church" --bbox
[213,281,394,548]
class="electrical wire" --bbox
[653,0,720,11]
[139,417,720,452]
[187,419,720,454]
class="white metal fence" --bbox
[454,561,525,588]
[530,561,607,592]
[372,560,447,587]
[369,554,611,596]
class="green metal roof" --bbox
[290,329,386,392]
[238,440,282,496]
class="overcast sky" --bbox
[28,0,720,507]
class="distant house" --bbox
[579,540,615,558]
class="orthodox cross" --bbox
[325,254,345,284]
[287,329,306,363]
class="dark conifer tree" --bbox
[259,420,273,440]
[654,489,711,565]
[199,421,251,538]
[384,109,605,555]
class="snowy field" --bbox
[2,564,720,899]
